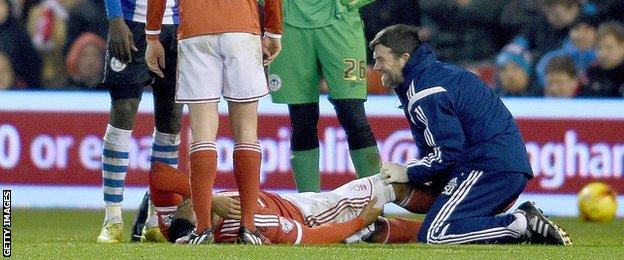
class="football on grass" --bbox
[578,182,617,222]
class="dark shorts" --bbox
[102,20,178,100]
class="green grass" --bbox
[11,209,624,259]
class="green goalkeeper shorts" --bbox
[268,14,368,104]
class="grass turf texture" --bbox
[12,209,624,259]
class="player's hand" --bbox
[212,195,241,219]
[175,198,197,224]
[146,38,166,78]
[262,35,281,66]
[108,18,138,64]
[358,197,382,226]
[380,162,409,184]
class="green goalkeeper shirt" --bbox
[283,0,355,28]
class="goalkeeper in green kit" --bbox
[268,0,380,192]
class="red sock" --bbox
[373,217,422,244]
[189,142,218,234]
[233,142,262,231]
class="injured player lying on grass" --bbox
[141,162,425,244]
[136,162,570,245]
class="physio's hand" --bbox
[262,35,281,66]
[108,18,138,63]
[380,162,409,184]
[146,38,166,78]
[212,195,241,219]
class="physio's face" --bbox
[597,35,624,69]
[373,44,407,88]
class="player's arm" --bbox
[403,87,466,184]
[144,0,168,77]
[145,0,167,41]
[262,0,283,37]
[105,0,137,63]
[261,0,283,65]
[275,198,381,245]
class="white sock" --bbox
[369,174,396,209]
[150,130,181,168]
[507,212,528,235]
[343,223,376,244]
[145,200,159,228]
[102,124,132,215]
[105,204,123,223]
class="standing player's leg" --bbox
[287,103,321,192]
[97,20,153,243]
[222,32,271,244]
[332,99,380,178]
[175,35,223,245]
[141,24,184,242]
[317,13,381,179]
[186,102,219,245]
[227,101,266,244]
[268,23,323,192]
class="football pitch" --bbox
[12,209,624,259]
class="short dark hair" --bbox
[369,24,422,58]
[545,55,577,77]
[168,218,195,243]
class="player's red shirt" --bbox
[145,0,283,40]
[213,191,366,245]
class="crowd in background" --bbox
[1,0,623,98]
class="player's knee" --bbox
[416,226,430,243]
[110,99,140,129]
[332,99,376,149]
[155,103,183,134]
[288,103,319,151]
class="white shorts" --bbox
[282,175,395,227]
[176,33,268,103]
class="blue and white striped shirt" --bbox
[105,0,179,25]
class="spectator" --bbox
[591,0,624,24]
[535,17,598,86]
[63,0,107,54]
[27,0,78,88]
[494,42,542,97]
[0,51,14,89]
[585,21,624,97]
[419,0,508,64]
[508,0,598,62]
[65,32,106,89]
[0,0,43,88]
[500,0,541,38]
[361,0,420,64]
[544,55,581,97]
